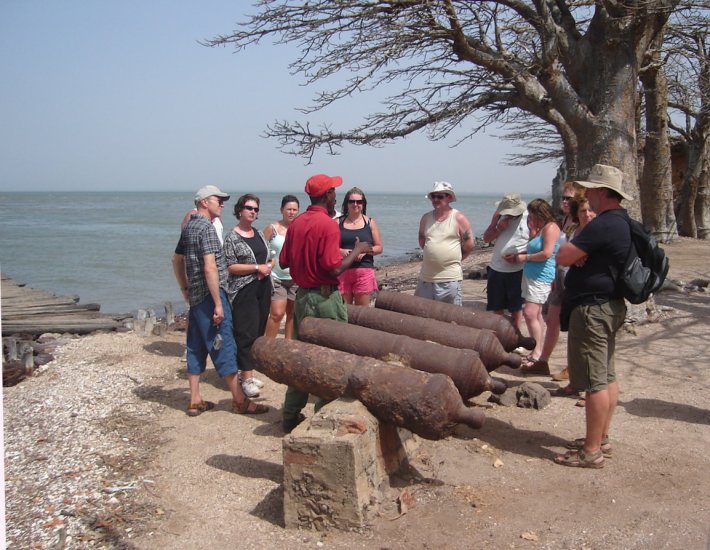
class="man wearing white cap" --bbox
[554,164,632,468]
[483,193,530,328]
[415,181,474,305]
[172,185,269,417]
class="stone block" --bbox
[283,398,418,531]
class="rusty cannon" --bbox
[347,305,521,371]
[375,290,535,352]
[298,316,506,399]
[251,337,485,440]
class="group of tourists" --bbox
[172,163,631,468]
[482,164,631,468]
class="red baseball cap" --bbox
[305,173,343,197]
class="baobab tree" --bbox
[208,0,681,223]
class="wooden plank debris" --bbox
[1,273,129,336]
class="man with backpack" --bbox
[554,164,633,468]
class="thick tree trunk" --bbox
[693,138,710,239]
[564,23,642,218]
[677,143,700,237]
[639,46,678,242]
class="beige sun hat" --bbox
[426,181,457,202]
[495,193,527,216]
[573,164,633,201]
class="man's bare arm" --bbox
[172,254,189,302]
[457,212,474,260]
[203,253,224,325]
[556,242,587,267]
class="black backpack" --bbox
[608,210,670,304]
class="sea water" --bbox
[0,191,541,314]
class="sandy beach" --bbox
[4,239,710,549]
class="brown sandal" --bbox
[554,448,604,468]
[566,437,612,458]
[232,398,269,415]
[551,385,579,398]
[187,400,215,417]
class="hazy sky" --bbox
[0,1,556,195]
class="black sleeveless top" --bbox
[339,216,375,269]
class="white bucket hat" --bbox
[495,193,527,216]
[573,164,633,201]
[426,181,457,202]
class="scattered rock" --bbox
[487,383,550,409]
[516,382,551,410]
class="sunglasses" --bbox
[562,196,574,201]
[242,205,260,213]
[348,199,364,205]
[430,194,448,200]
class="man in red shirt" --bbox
[279,173,373,432]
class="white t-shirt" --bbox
[490,211,530,273]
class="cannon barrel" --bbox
[347,305,521,371]
[375,290,535,352]
[299,317,506,399]
[251,337,485,440]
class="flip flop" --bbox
[186,400,215,417]
[554,448,604,468]
[232,398,270,415]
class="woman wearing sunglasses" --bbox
[336,187,383,305]
[224,194,272,399]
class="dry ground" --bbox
[4,238,710,549]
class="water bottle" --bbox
[213,333,223,351]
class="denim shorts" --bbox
[186,289,238,378]
[414,279,462,305]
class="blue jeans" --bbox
[186,289,238,378]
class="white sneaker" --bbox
[239,372,265,388]
[241,378,261,398]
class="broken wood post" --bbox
[164,302,175,325]
[3,337,18,361]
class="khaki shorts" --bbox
[272,277,298,301]
[567,299,626,392]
